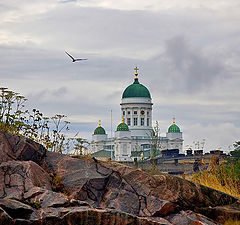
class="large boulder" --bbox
[0,207,12,224]
[26,188,69,208]
[0,131,46,165]
[100,161,237,208]
[31,208,169,225]
[42,152,240,223]
[165,210,218,225]
[0,198,33,219]
[0,161,51,200]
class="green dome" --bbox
[94,126,106,135]
[168,124,180,133]
[117,122,129,131]
[122,78,151,99]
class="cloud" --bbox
[0,1,239,152]
[155,36,225,93]
[184,122,240,153]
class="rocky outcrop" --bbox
[0,206,13,224]
[0,131,239,224]
[43,153,238,221]
[31,207,166,225]
[0,160,51,200]
[0,198,33,219]
[0,131,46,165]
[165,210,218,225]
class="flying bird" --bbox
[65,51,87,62]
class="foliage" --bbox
[51,175,69,195]
[0,87,27,134]
[149,121,161,170]
[223,140,240,181]
[190,141,240,199]
[0,87,70,154]
[224,218,240,225]
[230,141,240,161]
[71,137,89,155]
[23,199,41,209]
[29,201,41,209]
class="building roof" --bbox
[91,150,114,158]
[94,120,106,135]
[117,118,129,131]
[122,68,151,99]
[131,149,161,158]
[168,117,181,133]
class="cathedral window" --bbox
[123,111,125,115]
[141,118,144,126]
[147,111,149,115]
[127,118,131,126]
[128,111,130,115]
[134,118,138,126]
[134,111,137,115]
[147,118,150,126]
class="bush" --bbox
[0,87,70,154]
[51,175,69,196]
[191,159,240,198]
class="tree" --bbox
[149,121,161,170]
[230,141,240,160]
[72,138,90,155]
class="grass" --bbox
[189,159,240,199]
[51,175,69,196]
[223,218,240,225]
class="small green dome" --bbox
[94,126,106,135]
[168,124,180,133]
[117,122,129,131]
[122,78,151,99]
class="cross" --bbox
[134,66,139,74]
[173,117,175,125]
[99,120,101,127]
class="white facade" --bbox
[166,132,183,150]
[91,134,107,153]
[114,130,132,161]
[121,97,153,138]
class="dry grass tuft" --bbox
[223,218,240,225]
[189,158,240,199]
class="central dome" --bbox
[122,78,151,99]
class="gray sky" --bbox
[1,0,240,152]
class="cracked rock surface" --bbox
[0,131,239,225]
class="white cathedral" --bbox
[91,68,183,161]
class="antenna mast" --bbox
[110,109,112,139]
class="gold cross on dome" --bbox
[134,66,139,79]
[134,66,139,74]
[173,117,175,125]
[99,120,101,127]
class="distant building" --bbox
[91,68,184,161]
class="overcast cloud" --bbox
[0,0,240,152]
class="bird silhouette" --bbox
[65,51,87,62]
